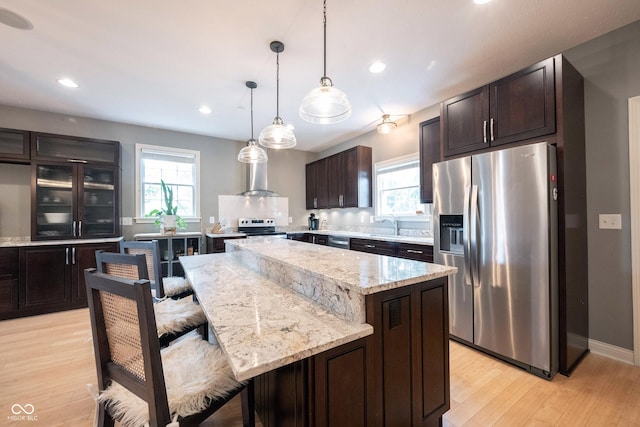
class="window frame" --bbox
[374,152,428,220]
[134,143,201,223]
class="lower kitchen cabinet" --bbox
[351,238,434,262]
[255,277,449,427]
[397,242,434,263]
[0,248,19,313]
[350,238,395,256]
[135,233,201,276]
[206,235,246,253]
[1,241,117,320]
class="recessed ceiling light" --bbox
[199,105,212,114]
[474,0,492,4]
[57,78,78,88]
[369,61,386,73]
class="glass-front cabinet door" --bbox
[80,166,117,237]
[34,163,75,239]
[33,162,119,240]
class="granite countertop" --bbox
[205,232,246,238]
[0,236,123,247]
[133,232,203,239]
[179,253,373,382]
[180,239,455,381]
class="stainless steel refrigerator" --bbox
[433,142,559,378]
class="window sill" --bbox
[135,217,202,224]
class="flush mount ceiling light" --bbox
[259,41,297,149]
[474,0,492,4]
[376,114,397,135]
[0,7,33,30]
[57,78,79,88]
[238,81,268,164]
[369,61,386,73]
[299,0,351,124]
[199,105,212,115]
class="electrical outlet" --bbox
[209,216,216,224]
[599,214,622,229]
[288,217,293,224]
[370,216,374,223]
[121,217,132,226]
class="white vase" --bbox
[162,215,177,235]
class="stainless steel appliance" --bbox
[238,217,286,237]
[433,142,559,378]
[327,235,350,249]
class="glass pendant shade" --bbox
[237,139,268,163]
[299,77,351,124]
[259,40,296,149]
[376,114,397,134]
[259,117,297,149]
[238,81,268,163]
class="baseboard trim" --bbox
[589,338,635,365]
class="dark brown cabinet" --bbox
[32,162,120,240]
[306,146,372,209]
[419,118,440,204]
[350,238,395,256]
[350,238,434,263]
[305,158,328,209]
[255,277,449,427]
[397,242,434,263]
[0,241,118,320]
[0,248,19,314]
[441,57,555,157]
[30,133,120,241]
[206,235,246,253]
[0,127,30,162]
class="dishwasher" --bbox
[327,235,350,249]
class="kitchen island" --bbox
[180,238,456,427]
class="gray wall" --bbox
[0,105,315,239]
[564,20,640,350]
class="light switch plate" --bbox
[209,216,215,224]
[599,214,622,229]
[121,217,133,226]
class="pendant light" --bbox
[258,41,297,149]
[238,81,268,163]
[299,0,351,124]
[376,114,397,134]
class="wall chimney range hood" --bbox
[238,161,280,197]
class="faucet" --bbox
[377,216,398,235]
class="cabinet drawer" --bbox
[397,243,433,262]
[31,132,119,165]
[0,127,29,161]
[350,238,395,256]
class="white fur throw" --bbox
[98,334,242,427]
[163,276,192,297]
[153,297,206,337]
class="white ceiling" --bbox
[1,1,639,153]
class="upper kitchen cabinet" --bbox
[305,157,329,209]
[328,145,372,208]
[0,127,30,162]
[441,57,555,157]
[30,133,120,240]
[419,117,440,204]
[31,132,119,164]
[306,145,372,209]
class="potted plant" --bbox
[146,179,186,234]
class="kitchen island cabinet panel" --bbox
[255,360,307,427]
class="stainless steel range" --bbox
[237,218,286,237]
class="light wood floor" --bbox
[1,308,639,426]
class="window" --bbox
[375,153,424,216]
[135,144,200,221]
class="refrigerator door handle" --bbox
[470,184,480,287]
[463,185,472,286]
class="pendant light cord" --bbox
[276,51,280,118]
[250,87,254,140]
[323,0,327,78]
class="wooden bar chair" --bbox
[95,250,207,347]
[84,268,255,427]
[120,240,193,300]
